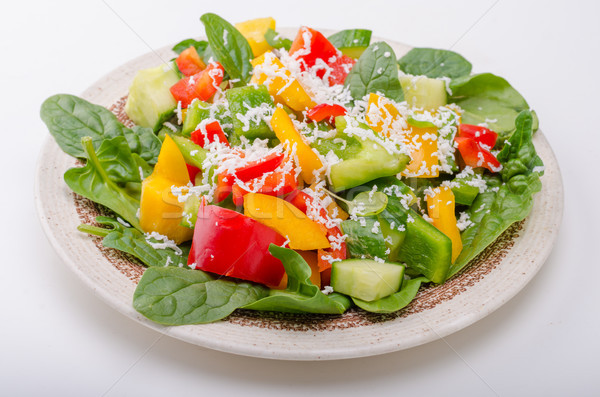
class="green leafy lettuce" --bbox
[450,110,543,276]
[449,73,538,142]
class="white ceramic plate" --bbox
[35,30,563,360]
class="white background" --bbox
[1,0,599,395]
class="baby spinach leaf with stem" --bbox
[64,137,141,230]
[200,13,253,85]
[243,245,351,314]
[78,216,189,268]
[133,267,269,325]
[40,94,161,165]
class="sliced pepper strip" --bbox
[235,152,284,182]
[190,120,230,148]
[306,104,347,123]
[458,124,498,148]
[176,46,206,77]
[170,62,224,108]
[426,186,462,263]
[454,136,501,172]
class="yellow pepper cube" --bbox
[251,53,315,112]
[365,93,406,137]
[139,135,193,244]
[244,193,330,250]
[235,17,276,57]
[401,125,440,178]
[426,186,462,263]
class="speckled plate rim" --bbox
[34,29,564,360]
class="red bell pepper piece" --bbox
[455,136,502,172]
[232,170,298,206]
[458,124,498,148]
[175,46,206,77]
[213,173,234,203]
[286,190,347,272]
[306,104,347,123]
[170,62,224,108]
[290,27,339,71]
[326,55,356,86]
[190,120,230,148]
[186,164,201,184]
[235,152,284,182]
[188,204,286,287]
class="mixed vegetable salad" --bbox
[40,14,544,324]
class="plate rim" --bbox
[34,29,564,360]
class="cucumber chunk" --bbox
[125,62,180,131]
[400,75,447,111]
[397,208,452,283]
[331,259,405,302]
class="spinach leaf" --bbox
[171,38,208,56]
[132,126,162,165]
[40,94,128,158]
[344,41,403,102]
[40,94,162,165]
[93,136,140,183]
[243,245,351,314]
[398,48,472,79]
[264,28,292,51]
[450,110,543,276]
[449,73,538,142]
[133,267,268,325]
[341,217,388,260]
[64,137,141,230]
[353,276,428,313]
[200,13,253,84]
[78,216,189,268]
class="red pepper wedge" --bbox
[186,164,201,184]
[286,190,347,272]
[326,55,356,86]
[190,120,230,148]
[176,46,206,77]
[188,204,286,287]
[458,124,498,148]
[232,170,298,206]
[290,27,339,71]
[235,152,285,182]
[213,173,234,203]
[306,104,347,123]
[455,136,502,172]
[170,62,224,108]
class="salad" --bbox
[40,13,544,325]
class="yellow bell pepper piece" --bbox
[401,125,439,178]
[139,135,193,244]
[270,107,323,184]
[244,193,330,250]
[426,186,462,263]
[235,17,276,57]
[251,53,316,112]
[365,93,404,137]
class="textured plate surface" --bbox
[35,29,563,360]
